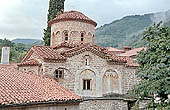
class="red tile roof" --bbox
[61,44,128,63]
[107,47,124,52]
[48,10,97,27]
[18,59,41,67]
[59,43,138,67]
[0,65,81,106]
[21,43,138,67]
[22,46,66,62]
[119,47,146,57]
[53,42,79,50]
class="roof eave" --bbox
[0,99,83,109]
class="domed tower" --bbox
[48,11,97,47]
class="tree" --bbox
[130,23,170,110]
[43,0,65,46]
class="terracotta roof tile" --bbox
[61,44,128,63]
[18,59,41,67]
[21,46,66,62]
[119,47,146,57]
[0,65,81,105]
[107,47,124,52]
[53,42,79,49]
[48,10,97,27]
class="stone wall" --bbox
[0,104,79,110]
[80,99,128,110]
[18,51,43,75]
[19,66,39,75]
[42,50,137,97]
[20,45,137,97]
[51,21,95,47]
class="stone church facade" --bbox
[17,10,140,109]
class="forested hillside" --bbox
[0,39,27,63]
[12,38,43,45]
[0,38,43,63]
[95,10,170,48]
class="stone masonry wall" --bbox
[19,66,39,75]
[18,51,43,75]
[42,50,137,97]
[50,21,95,47]
[80,99,128,110]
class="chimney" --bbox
[123,46,132,52]
[1,47,10,64]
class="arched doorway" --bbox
[102,70,119,94]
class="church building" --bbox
[18,10,138,98]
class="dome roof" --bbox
[48,10,97,27]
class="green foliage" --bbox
[43,0,65,46]
[0,38,28,63]
[130,23,170,109]
[43,27,51,46]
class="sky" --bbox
[0,0,170,40]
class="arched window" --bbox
[85,55,90,66]
[55,69,64,79]
[80,69,95,91]
[64,31,68,41]
[81,33,84,42]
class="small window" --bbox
[83,79,92,90]
[81,33,84,42]
[55,69,64,79]
[85,59,88,65]
[64,31,68,41]
[85,55,90,65]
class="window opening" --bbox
[64,32,68,41]
[81,33,84,42]
[83,79,91,90]
[55,69,64,79]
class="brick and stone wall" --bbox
[41,50,137,97]
[19,66,40,75]
[18,51,44,75]
[50,21,95,47]
[80,99,128,110]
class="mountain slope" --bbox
[12,38,42,45]
[95,10,170,48]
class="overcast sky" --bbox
[0,0,170,40]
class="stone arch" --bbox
[28,70,35,73]
[75,66,100,97]
[53,67,72,79]
[70,31,79,44]
[86,32,93,44]
[88,32,92,36]
[79,69,96,96]
[53,67,74,91]
[55,31,60,36]
[101,67,122,95]
[51,31,60,47]
[102,69,119,94]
